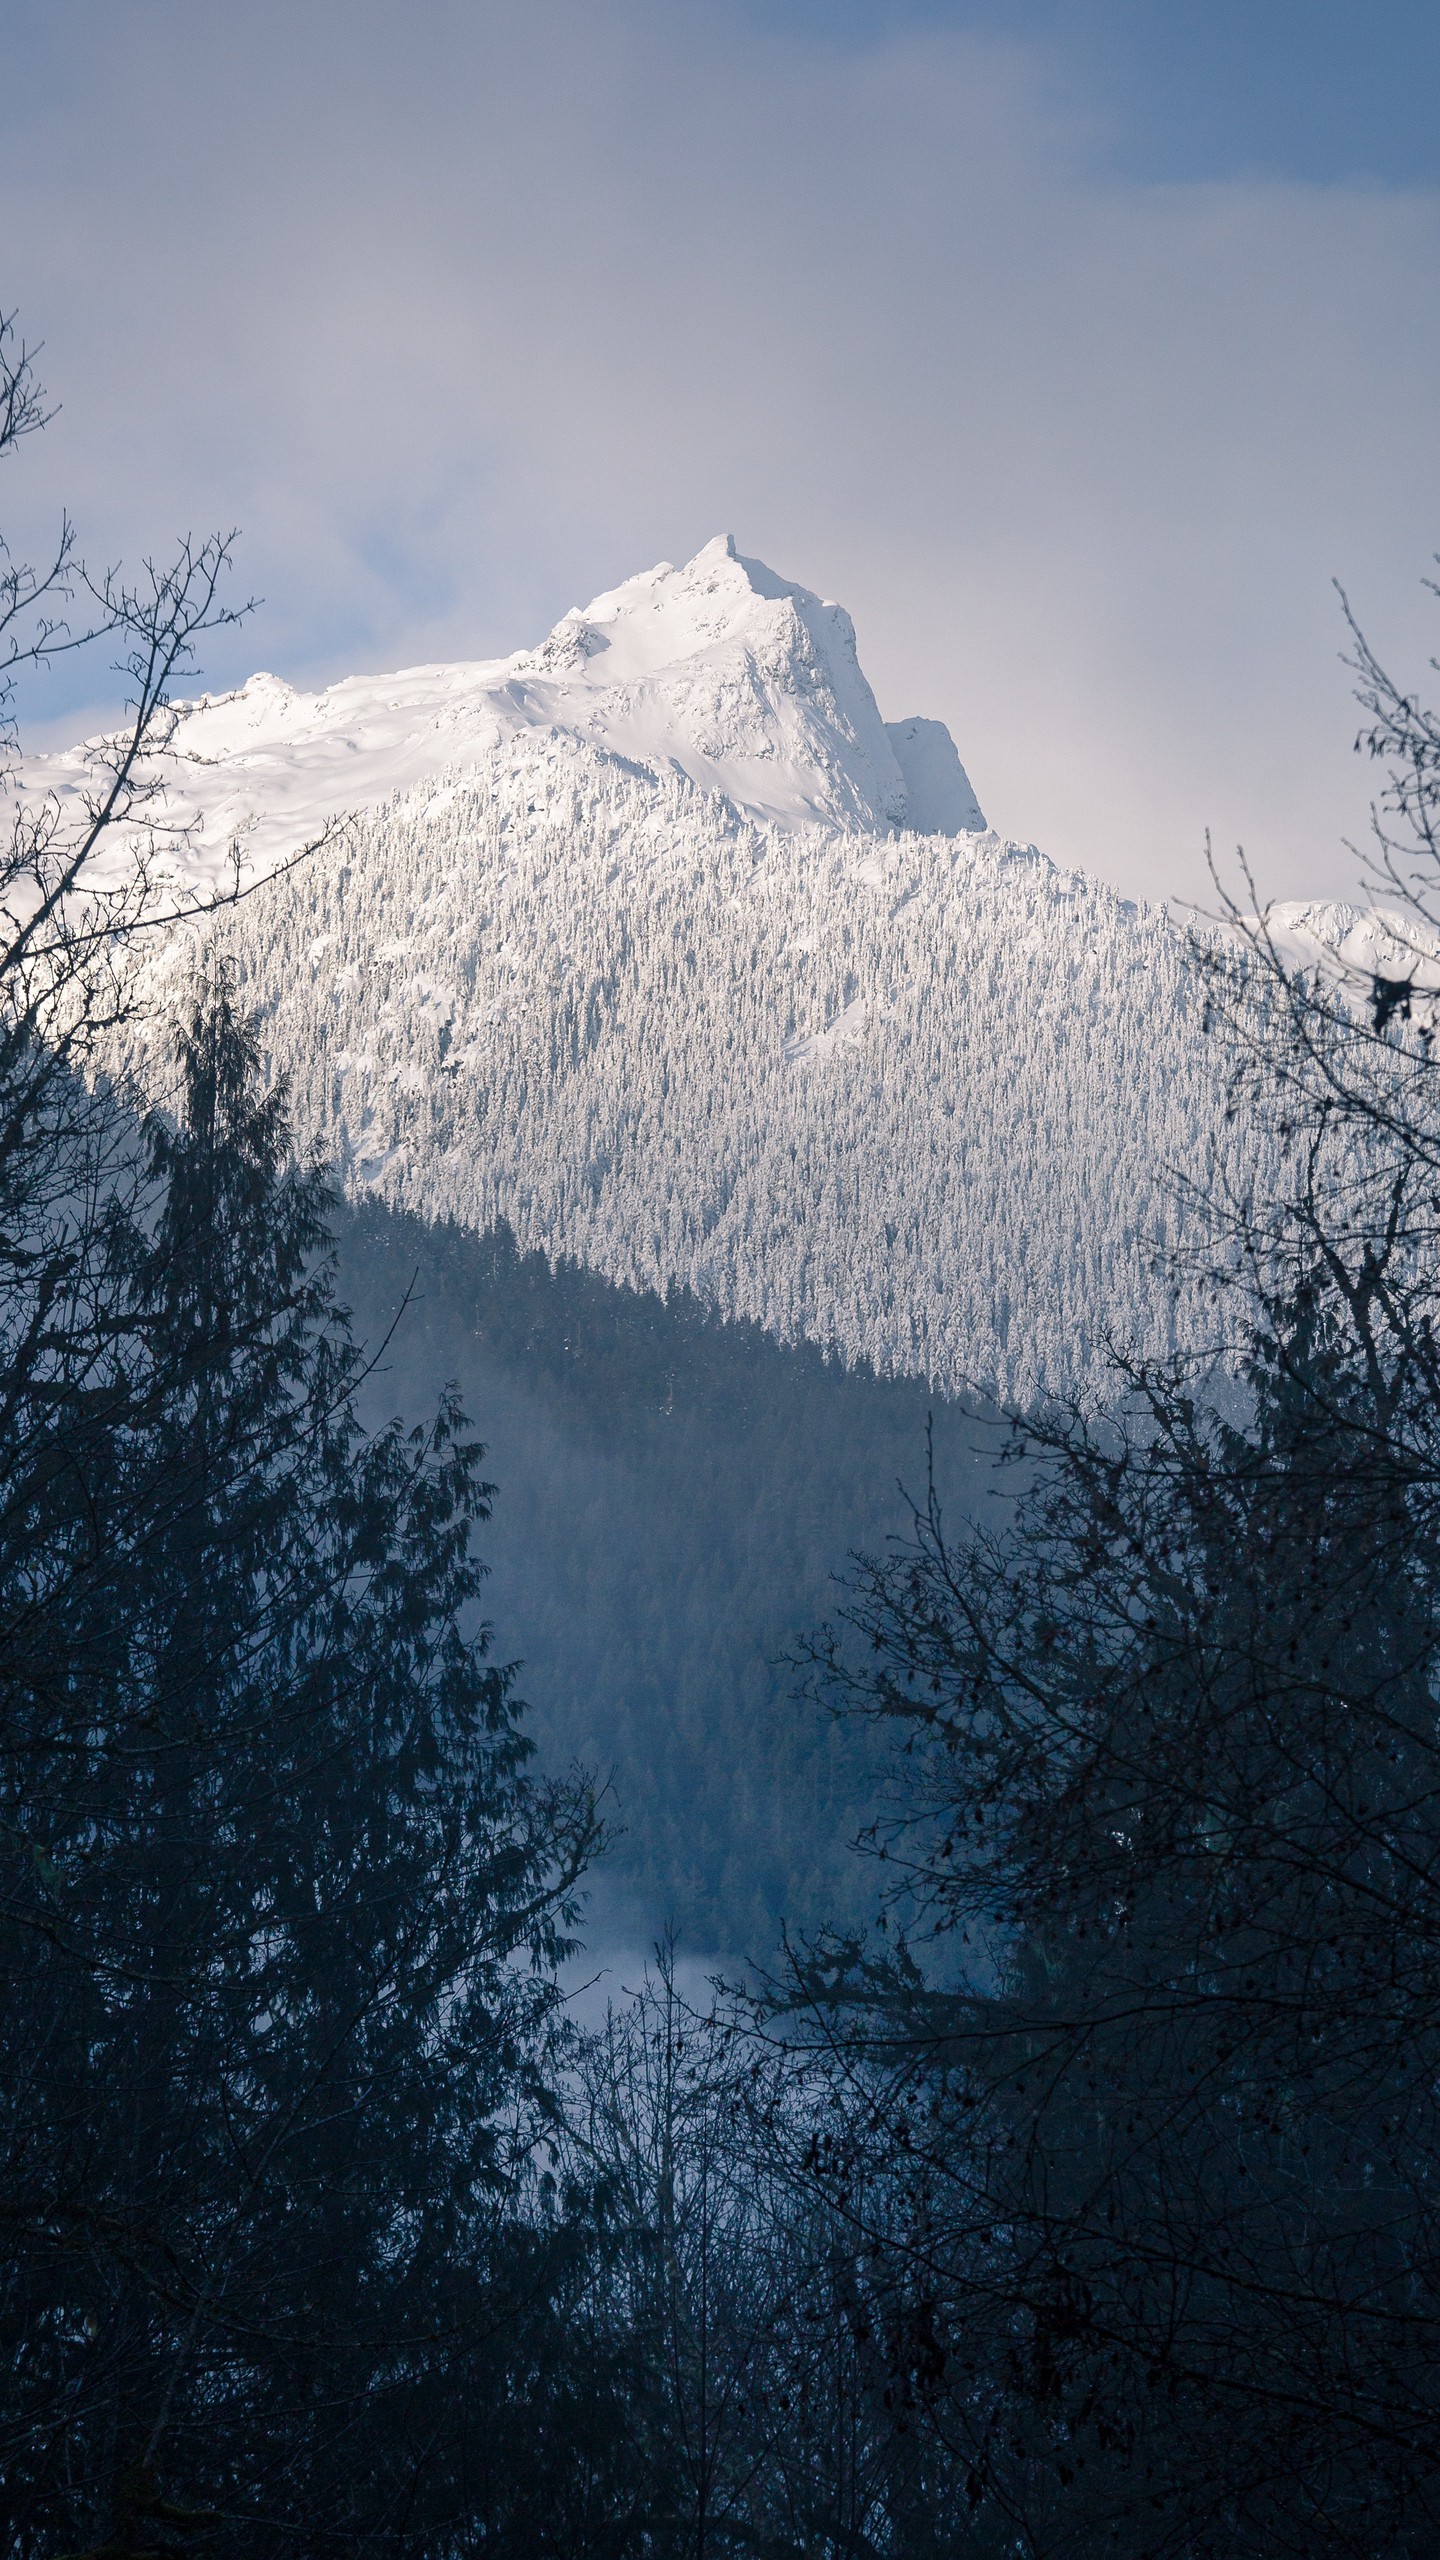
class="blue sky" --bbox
[3,0,1438,902]
[758,0,1440,188]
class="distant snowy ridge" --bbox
[26,536,984,892]
[1259,897,1440,997]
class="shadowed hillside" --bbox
[336,1200,1004,1951]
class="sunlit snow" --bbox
[25,536,984,888]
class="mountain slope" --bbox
[335,1201,995,1948]
[132,723,1232,1405]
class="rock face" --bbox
[884,716,987,835]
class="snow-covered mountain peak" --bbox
[507,531,924,836]
[540,535,981,832]
[23,538,985,884]
[531,534,852,680]
[529,534,794,674]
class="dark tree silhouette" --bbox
[0,984,604,2553]
[0,311,625,2557]
[779,586,1440,2558]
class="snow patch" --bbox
[785,995,870,1066]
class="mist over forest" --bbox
[336,1200,997,1953]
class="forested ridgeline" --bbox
[333,1199,998,1951]
[170,726,1248,1405]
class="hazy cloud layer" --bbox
[3,0,1438,902]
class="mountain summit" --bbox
[31,536,984,886]
[522,534,985,838]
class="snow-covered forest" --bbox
[139,728,1244,1405]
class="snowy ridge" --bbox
[26,536,983,891]
[1261,898,1440,996]
[125,725,1250,1404]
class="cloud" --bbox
[3,0,1437,903]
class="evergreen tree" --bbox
[0,984,605,2554]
